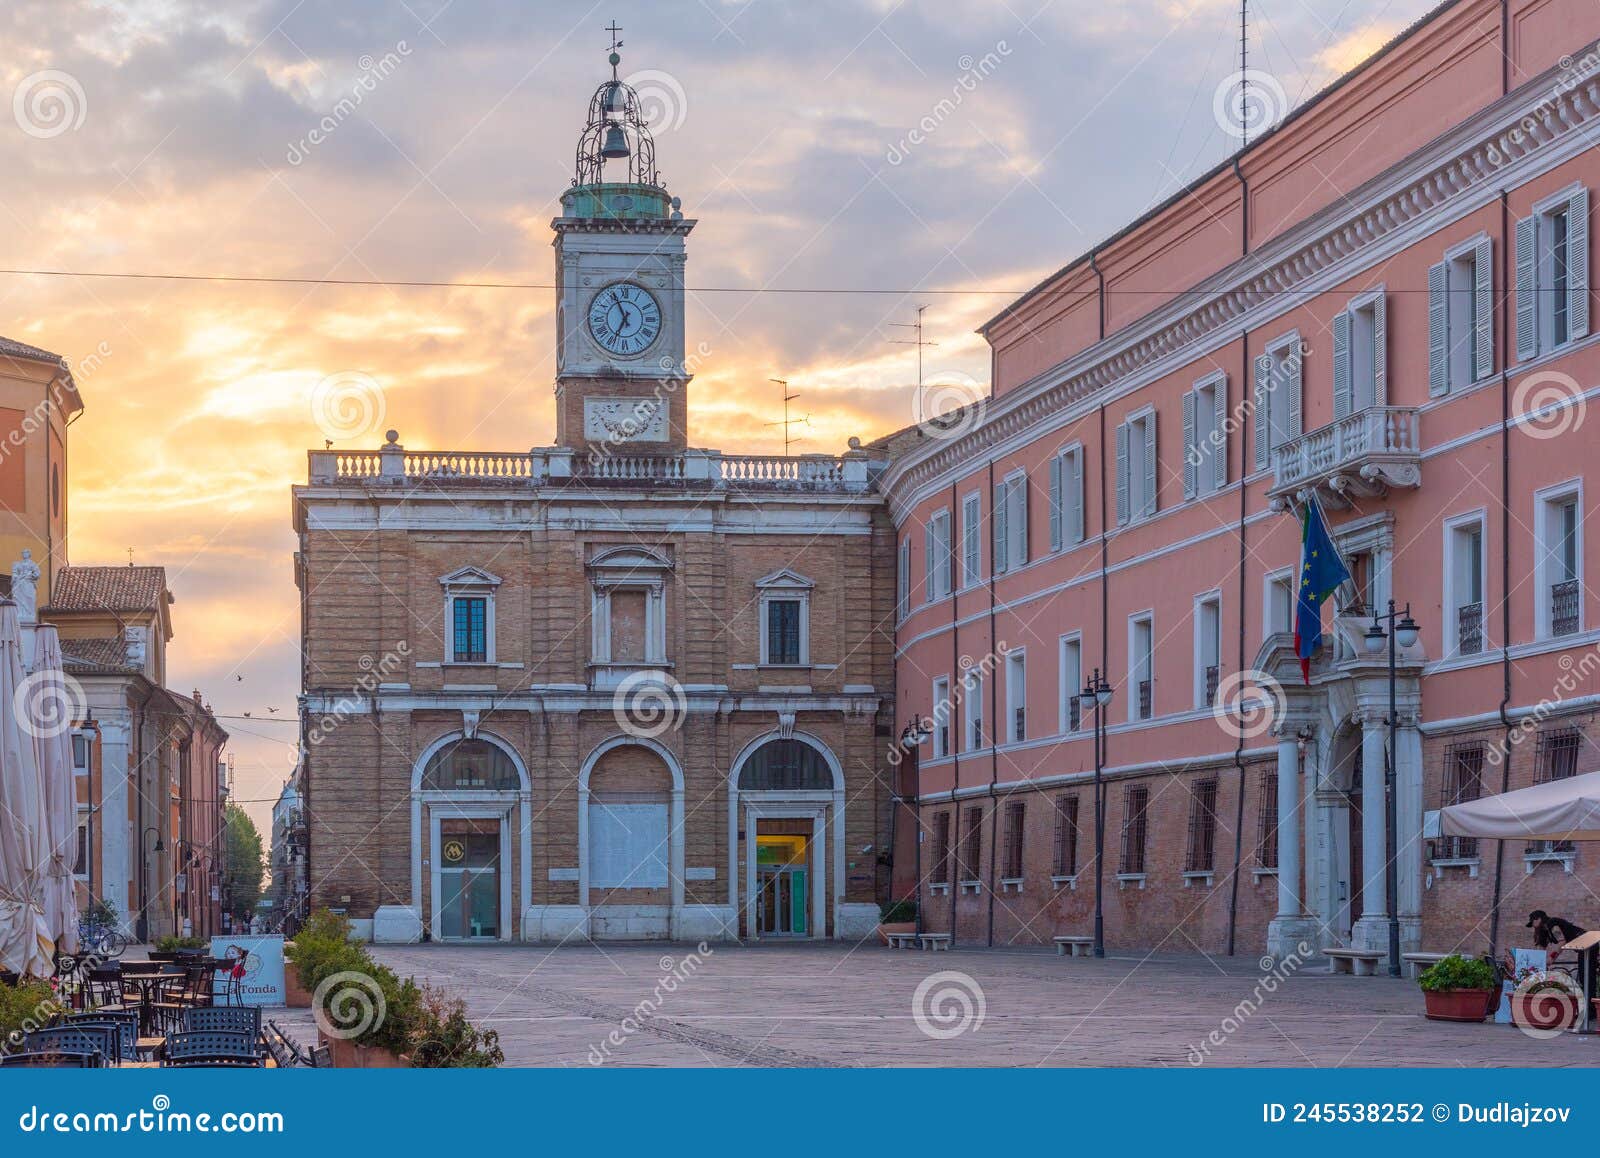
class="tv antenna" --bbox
[1238,0,1250,146]
[765,378,810,457]
[888,304,938,409]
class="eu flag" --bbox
[1293,498,1350,683]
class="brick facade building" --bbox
[293,53,896,943]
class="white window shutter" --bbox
[1516,214,1539,361]
[1569,187,1590,341]
[1427,260,1449,396]
[897,541,910,616]
[1049,454,1063,552]
[1252,354,1273,469]
[1332,311,1353,418]
[1069,450,1085,543]
[962,498,979,584]
[1211,378,1228,492]
[1473,238,1494,380]
[1142,411,1157,518]
[993,482,1008,573]
[924,526,935,601]
[1181,390,1197,500]
[1115,422,1130,526]
[1012,476,1029,564]
[1285,349,1302,439]
[1372,292,1387,406]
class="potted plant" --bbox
[877,899,917,945]
[1418,953,1497,1022]
[405,985,503,1067]
[1509,969,1581,1033]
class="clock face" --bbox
[587,282,662,357]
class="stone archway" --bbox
[577,735,684,939]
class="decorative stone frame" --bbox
[439,565,501,665]
[756,568,813,667]
[588,546,672,681]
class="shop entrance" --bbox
[755,823,811,938]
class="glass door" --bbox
[439,832,500,940]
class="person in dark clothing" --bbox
[1528,909,1586,957]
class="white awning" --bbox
[1439,769,1600,843]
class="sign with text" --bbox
[209,934,286,1007]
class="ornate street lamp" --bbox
[1362,599,1421,978]
[1078,669,1115,958]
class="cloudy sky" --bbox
[0,0,1437,830]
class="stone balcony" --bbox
[306,434,875,493]
[1268,405,1421,508]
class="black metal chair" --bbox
[84,965,125,1011]
[146,974,192,1036]
[179,959,216,1008]
[58,1012,138,1062]
[160,1030,263,1068]
[308,1042,332,1068]
[24,1025,118,1066]
[181,1005,261,1038]
[262,1020,300,1068]
[0,1050,102,1068]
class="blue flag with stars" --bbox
[1294,498,1350,683]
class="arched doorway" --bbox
[728,733,844,940]
[1318,724,1364,943]
[577,736,685,939]
[410,732,531,942]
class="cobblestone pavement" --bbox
[272,942,1600,1067]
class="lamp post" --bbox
[136,825,164,944]
[1362,599,1420,979]
[897,716,931,936]
[1078,669,1115,958]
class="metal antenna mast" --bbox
[1239,0,1250,147]
[765,378,809,457]
[888,305,938,415]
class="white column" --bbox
[1275,736,1301,918]
[1360,717,1388,923]
[669,786,685,938]
[1395,716,1424,951]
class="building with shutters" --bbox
[883,0,1600,963]
[292,46,896,944]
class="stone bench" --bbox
[1324,948,1384,976]
[918,933,952,951]
[1400,951,1451,980]
[1054,935,1095,958]
[885,932,920,950]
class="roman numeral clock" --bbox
[553,44,695,454]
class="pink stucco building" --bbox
[883,0,1600,963]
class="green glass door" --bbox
[439,832,500,939]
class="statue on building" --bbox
[10,549,39,624]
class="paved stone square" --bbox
[274,943,1600,1067]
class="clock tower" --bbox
[553,39,695,454]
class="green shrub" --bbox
[1418,953,1498,992]
[879,899,917,924]
[0,979,61,1053]
[153,935,208,952]
[406,984,504,1068]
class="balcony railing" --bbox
[1552,579,1581,637]
[1013,707,1026,743]
[1457,602,1484,655]
[1203,664,1220,706]
[1068,697,1082,732]
[1269,405,1421,505]
[1137,679,1153,720]
[307,443,873,492]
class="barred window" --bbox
[1185,778,1219,873]
[1119,785,1150,875]
[1531,728,1584,855]
[1002,801,1025,879]
[961,807,984,883]
[1255,768,1279,869]
[931,810,952,885]
[1053,794,1079,877]
[1436,741,1485,861]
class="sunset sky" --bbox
[0,0,1431,832]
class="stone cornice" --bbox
[880,40,1600,520]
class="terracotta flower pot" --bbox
[1510,989,1578,1032]
[321,1035,408,1068]
[1423,987,1493,1022]
[284,963,311,1009]
[877,921,916,946]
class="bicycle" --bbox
[76,915,129,961]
